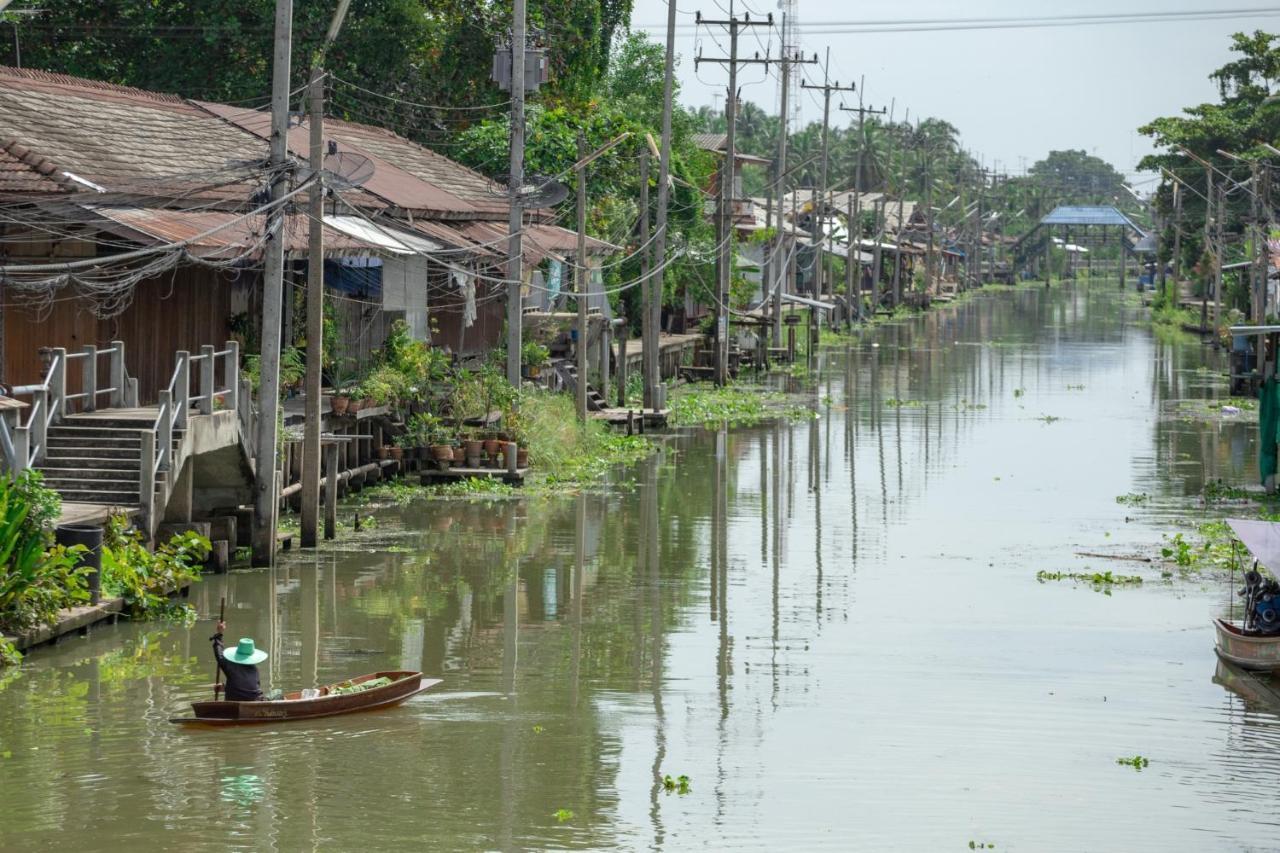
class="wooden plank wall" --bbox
[3,265,254,403]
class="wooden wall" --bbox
[3,265,253,403]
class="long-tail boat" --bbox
[1215,519,1280,671]
[170,671,440,726]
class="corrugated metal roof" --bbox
[1040,205,1143,230]
[86,206,392,258]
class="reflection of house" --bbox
[0,66,613,394]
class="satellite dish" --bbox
[519,174,570,208]
[323,151,375,190]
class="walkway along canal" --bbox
[0,283,1274,850]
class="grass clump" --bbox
[1116,755,1149,770]
[519,389,654,486]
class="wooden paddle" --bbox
[213,596,225,699]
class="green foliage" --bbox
[1116,755,1150,770]
[517,389,654,485]
[662,774,691,795]
[1161,533,1195,567]
[521,341,550,369]
[1036,569,1144,591]
[0,474,88,635]
[669,385,812,427]
[405,412,452,447]
[1114,493,1151,506]
[0,638,20,668]
[101,515,209,621]
[553,808,575,823]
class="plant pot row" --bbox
[378,443,528,469]
[330,395,380,416]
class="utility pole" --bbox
[840,90,885,316]
[1252,160,1263,325]
[769,25,818,346]
[651,0,678,411]
[1213,181,1224,344]
[638,148,651,405]
[1171,181,1182,296]
[301,0,352,549]
[800,55,855,300]
[1201,167,1212,333]
[251,0,293,567]
[300,71,325,548]
[576,133,589,419]
[694,7,772,387]
[505,0,527,387]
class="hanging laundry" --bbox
[453,268,477,328]
[547,259,563,302]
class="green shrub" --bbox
[101,514,210,621]
[0,472,88,635]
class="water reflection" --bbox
[0,285,1278,850]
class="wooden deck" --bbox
[591,407,669,428]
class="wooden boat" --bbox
[169,670,441,726]
[1214,619,1280,672]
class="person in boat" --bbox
[212,620,269,701]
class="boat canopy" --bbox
[1226,518,1280,571]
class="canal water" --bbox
[1,284,1275,851]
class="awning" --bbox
[322,214,442,255]
[1227,518,1280,573]
[781,292,835,312]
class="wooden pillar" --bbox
[324,442,338,539]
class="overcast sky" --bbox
[628,0,1273,187]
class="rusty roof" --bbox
[87,206,390,259]
[0,141,71,195]
[197,101,509,219]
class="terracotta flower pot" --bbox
[482,438,500,457]
[430,444,454,466]
[330,395,350,416]
[390,446,404,461]
[516,448,529,468]
[463,439,483,458]
[378,446,393,460]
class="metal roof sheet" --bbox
[86,206,392,259]
[1039,205,1144,230]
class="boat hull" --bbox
[1214,619,1280,672]
[170,671,440,726]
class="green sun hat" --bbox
[224,638,268,665]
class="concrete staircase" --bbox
[36,413,179,507]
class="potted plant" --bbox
[413,413,453,469]
[521,340,550,379]
[462,428,484,469]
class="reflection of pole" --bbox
[301,557,318,690]
[576,133,589,418]
[645,454,666,844]
[571,494,585,708]
[715,428,729,720]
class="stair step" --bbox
[38,467,141,482]
[40,456,139,471]
[51,491,141,505]
[45,445,142,460]
[47,435,142,449]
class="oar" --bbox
[213,596,225,700]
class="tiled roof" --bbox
[0,141,71,194]
[0,67,267,198]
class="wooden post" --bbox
[616,318,628,408]
[598,319,610,402]
[199,344,215,415]
[846,193,856,323]
[81,344,97,412]
[639,149,654,409]
[324,441,338,539]
[109,340,126,408]
[506,440,518,475]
